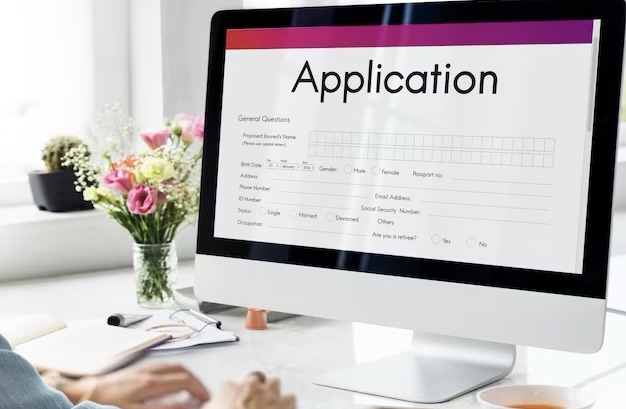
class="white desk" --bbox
[1,263,626,408]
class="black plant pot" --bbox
[28,170,94,212]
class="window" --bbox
[0,1,94,178]
[0,0,130,206]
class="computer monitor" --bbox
[195,0,625,403]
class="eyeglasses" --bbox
[146,309,221,343]
[169,308,221,332]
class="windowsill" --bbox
[0,204,197,282]
[0,205,104,226]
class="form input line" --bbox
[453,178,552,186]
[421,200,550,212]
[267,202,352,210]
[271,179,551,198]
[266,226,366,236]
[279,191,369,199]
[428,214,549,225]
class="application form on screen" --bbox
[214,20,601,274]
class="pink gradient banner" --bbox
[226,20,593,50]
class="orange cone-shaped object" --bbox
[244,308,267,330]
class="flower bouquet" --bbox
[65,105,204,308]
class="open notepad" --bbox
[0,315,169,377]
[128,311,239,351]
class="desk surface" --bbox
[1,263,626,408]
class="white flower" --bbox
[139,157,174,182]
[83,186,99,202]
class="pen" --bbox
[185,309,222,329]
[107,313,152,327]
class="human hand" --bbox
[65,362,209,409]
[203,373,296,409]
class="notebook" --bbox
[0,315,169,377]
[129,310,239,351]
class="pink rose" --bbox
[126,184,158,215]
[102,169,134,194]
[140,129,170,150]
[175,114,204,142]
[186,116,204,141]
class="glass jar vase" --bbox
[133,241,178,308]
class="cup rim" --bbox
[476,384,596,409]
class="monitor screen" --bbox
[213,20,599,275]
[199,1,623,301]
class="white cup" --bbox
[476,384,595,409]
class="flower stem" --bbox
[134,242,177,307]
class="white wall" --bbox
[93,0,131,116]
[129,0,164,129]
[161,0,244,118]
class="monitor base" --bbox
[176,287,299,323]
[313,332,515,403]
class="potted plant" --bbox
[28,136,94,212]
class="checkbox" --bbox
[451,150,462,163]
[482,137,492,150]
[502,153,512,165]
[492,137,503,150]
[491,152,502,165]
[522,153,533,167]
[472,137,482,149]
[481,152,491,164]
[523,139,534,151]
[461,151,472,163]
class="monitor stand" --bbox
[313,332,516,403]
[175,287,298,323]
